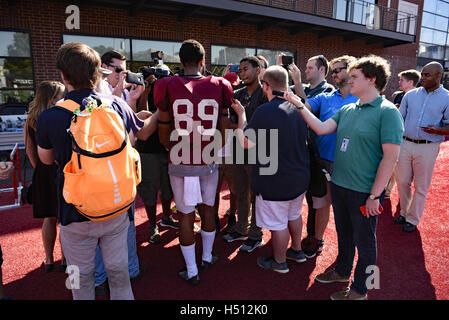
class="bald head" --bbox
[421,61,443,91]
[423,61,443,75]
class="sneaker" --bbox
[178,266,200,286]
[330,287,367,300]
[200,253,219,270]
[286,247,306,263]
[160,216,180,229]
[257,256,289,274]
[303,238,324,258]
[403,222,416,233]
[394,215,406,225]
[239,238,264,253]
[315,269,350,284]
[149,225,161,244]
[223,231,248,243]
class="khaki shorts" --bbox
[255,192,305,231]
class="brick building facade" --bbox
[0,0,423,101]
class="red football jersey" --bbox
[155,75,233,165]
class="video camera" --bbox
[135,51,172,87]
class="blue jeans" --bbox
[94,204,139,286]
[331,183,383,295]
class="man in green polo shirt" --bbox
[283,55,404,300]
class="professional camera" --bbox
[137,50,172,86]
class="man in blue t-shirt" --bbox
[231,65,310,273]
[296,55,359,259]
[36,42,154,300]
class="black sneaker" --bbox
[223,231,248,243]
[286,247,306,263]
[239,238,264,253]
[257,256,289,274]
[303,238,324,259]
[178,266,200,286]
[200,253,219,270]
[149,225,161,244]
[160,216,180,229]
[394,215,406,225]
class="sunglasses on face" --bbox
[331,66,347,75]
[107,64,124,73]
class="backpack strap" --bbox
[56,99,80,113]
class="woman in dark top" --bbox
[24,81,66,272]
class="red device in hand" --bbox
[360,204,384,216]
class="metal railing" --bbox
[237,0,417,36]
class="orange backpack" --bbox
[57,96,141,221]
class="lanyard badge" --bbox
[340,137,350,152]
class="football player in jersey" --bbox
[155,39,234,285]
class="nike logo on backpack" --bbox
[96,140,111,148]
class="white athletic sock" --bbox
[180,243,198,278]
[201,229,216,263]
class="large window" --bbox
[418,0,449,62]
[0,31,34,107]
[63,34,182,73]
[211,45,294,75]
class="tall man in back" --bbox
[155,39,234,285]
[395,61,449,232]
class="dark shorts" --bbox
[137,153,173,206]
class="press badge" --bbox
[340,137,349,152]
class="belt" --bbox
[403,136,433,144]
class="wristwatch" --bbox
[369,194,380,200]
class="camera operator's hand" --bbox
[112,71,128,98]
[288,63,302,85]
